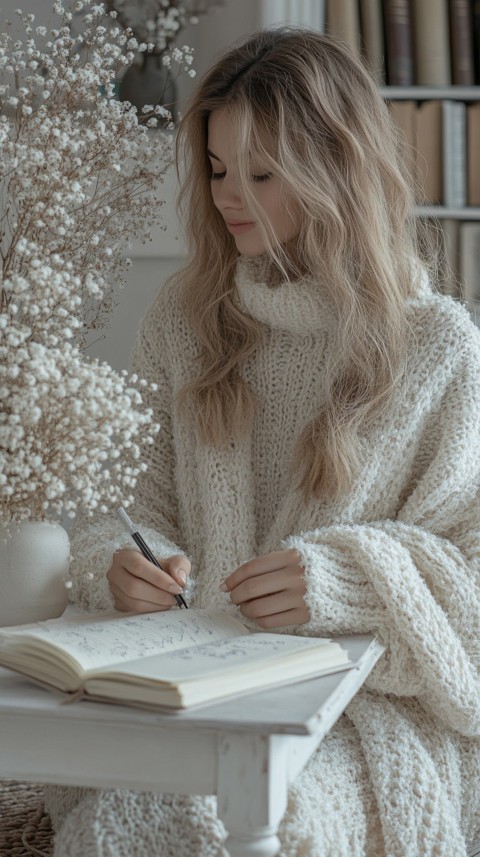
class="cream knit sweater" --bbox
[46,257,480,857]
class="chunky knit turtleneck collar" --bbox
[235,255,337,337]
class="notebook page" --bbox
[0,609,248,672]
[98,634,344,684]
[85,635,349,707]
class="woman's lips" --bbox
[226,221,255,234]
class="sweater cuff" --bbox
[282,534,385,636]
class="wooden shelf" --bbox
[381,86,480,100]
[414,207,480,220]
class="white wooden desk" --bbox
[0,635,384,857]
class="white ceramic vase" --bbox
[0,520,69,627]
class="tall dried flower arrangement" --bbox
[0,1,197,527]
[108,1,221,122]
[106,0,223,54]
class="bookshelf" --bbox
[379,87,480,313]
[319,1,480,316]
[380,86,480,220]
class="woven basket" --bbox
[0,780,54,857]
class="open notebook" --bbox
[0,607,353,710]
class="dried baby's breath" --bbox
[0,2,196,525]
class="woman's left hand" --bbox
[220,549,311,629]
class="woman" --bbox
[46,27,480,857]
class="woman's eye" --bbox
[210,171,272,182]
[251,173,272,183]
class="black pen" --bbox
[116,507,188,609]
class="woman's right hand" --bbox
[107,549,191,613]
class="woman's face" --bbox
[207,109,302,257]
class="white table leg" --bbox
[223,833,281,857]
[216,733,289,857]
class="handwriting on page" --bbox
[170,635,299,663]
[21,611,245,670]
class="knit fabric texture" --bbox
[46,256,480,856]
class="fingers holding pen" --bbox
[107,548,189,613]
[160,554,192,588]
[109,577,177,613]
[119,548,185,592]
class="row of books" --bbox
[388,99,480,206]
[323,0,480,87]
[424,218,480,316]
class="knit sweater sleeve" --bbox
[68,287,187,611]
[283,332,480,738]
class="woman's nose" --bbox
[216,174,243,208]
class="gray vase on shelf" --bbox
[118,51,178,125]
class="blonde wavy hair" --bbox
[172,27,429,502]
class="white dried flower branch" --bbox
[0,332,160,523]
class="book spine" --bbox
[415,101,443,205]
[326,0,361,56]
[359,0,386,84]
[442,100,467,208]
[449,0,475,85]
[467,102,480,205]
[440,218,461,298]
[290,0,325,29]
[459,222,480,312]
[388,99,416,183]
[262,0,326,29]
[383,0,414,85]
[319,0,326,30]
[412,0,451,85]
[473,0,480,84]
